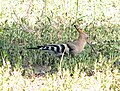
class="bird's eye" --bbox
[86,36,89,39]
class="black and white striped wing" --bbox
[28,44,72,57]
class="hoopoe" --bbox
[27,25,90,57]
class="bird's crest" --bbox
[74,25,84,34]
[74,25,90,45]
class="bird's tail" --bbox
[27,46,44,49]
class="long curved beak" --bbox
[87,42,97,54]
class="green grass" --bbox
[0,0,120,91]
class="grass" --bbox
[0,0,120,91]
[0,60,119,91]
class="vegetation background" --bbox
[0,0,120,90]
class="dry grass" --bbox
[0,0,120,91]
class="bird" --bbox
[27,25,90,57]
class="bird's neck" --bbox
[74,36,87,50]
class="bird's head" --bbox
[74,25,90,43]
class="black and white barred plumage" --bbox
[27,43,73,57]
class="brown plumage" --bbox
[66,25,89,56]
